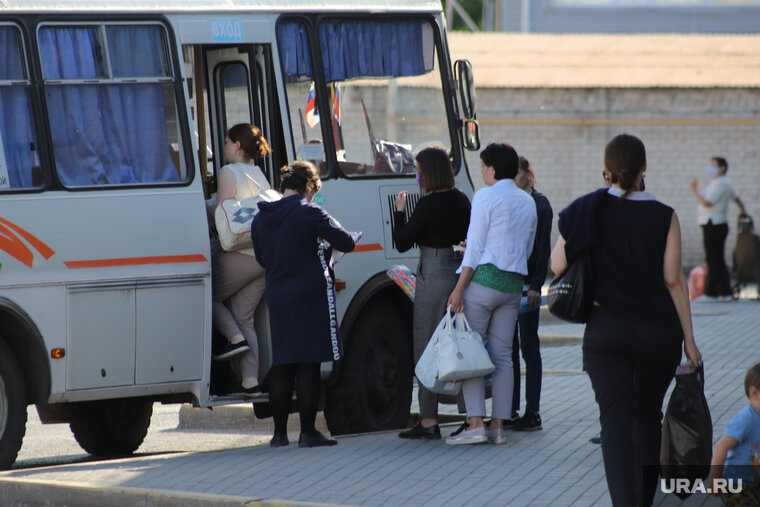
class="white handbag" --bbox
[414,314,462,395]
[435,309,495,382]
[214,167,280,252]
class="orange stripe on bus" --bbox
[352,243,383,253]
[64,254,208,269]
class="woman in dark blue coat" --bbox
[251,161,355,448]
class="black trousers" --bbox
[583,308,682,507]
[267,362,321,436]
[702,221,732,297]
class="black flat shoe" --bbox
[298,431,337,448]
[270,432,289,448]
[398,422,441,439]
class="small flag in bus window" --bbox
[332,84,341,126]
[305,83,319,128]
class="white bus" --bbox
[0,0,480,468]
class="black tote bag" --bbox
[547,250,594,324]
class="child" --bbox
[708,362,760,505]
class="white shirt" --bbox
[698,176,737,225]
[226,162,271,200]
[459,178,537,275]
[607,187,657,202]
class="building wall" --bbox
[463,87,760,269]
[496,0,760,34]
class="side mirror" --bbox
[463,119,480,151]
[454,59,476,119]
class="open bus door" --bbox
[187,42,287,401]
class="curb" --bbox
[0,477,345,507]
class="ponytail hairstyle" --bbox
[280,160,322,195]
[227,123,270,161]
[518,155,535,187]
[604,133,646,199]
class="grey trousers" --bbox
[460,282,521,420]
[212,250,265,383]
[413,246,461,420]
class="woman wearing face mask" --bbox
[690,157,746,300]
[393,146,471,440]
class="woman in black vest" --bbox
[550,134,701,506]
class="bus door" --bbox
[203,44,286,192]
[184,40,286,399]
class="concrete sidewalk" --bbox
[2,297,758,506]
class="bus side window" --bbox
[0,25,42,190]
[38,23,188,188]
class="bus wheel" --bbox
[0,341,26,470]
[70,399,153,457]
[325,302,412,435]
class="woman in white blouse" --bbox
[210,123,271,396]
[446,142,537,445]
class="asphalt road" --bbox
[13,403,268,470]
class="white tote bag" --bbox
[414,314,461,396]
[214,168,280,252]
[435,309,495,382]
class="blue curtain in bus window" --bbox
[318,20,431,82]
[277,21,313,79]
[0,27,38,188]
[39,26,178,186]
[106,26,169,78]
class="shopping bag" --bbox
[215,188,281,252]
[687,265,707,301]
[414,314,461,395]
[660,362,713,500]
[435,309,495,382]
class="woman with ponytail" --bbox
[550,134,702,506]
[251,161,355,448]
[210,123,271,396]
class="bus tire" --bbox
[0,341,27,470]
[69,399,153,457]
[325,301,412,435]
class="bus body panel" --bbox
[0,2,477,451]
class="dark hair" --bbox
[280,160,321,195]
[604,134,646,199]
[480,142,518,180]
[415,146,454,192]
[745,363,760,397]
[712,156,728,174]
[227,123,270,161]
[518,155,535,186]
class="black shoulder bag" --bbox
[547,250,594,323]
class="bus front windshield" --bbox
[278,18,451,178]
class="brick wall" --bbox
[464,87,760,269]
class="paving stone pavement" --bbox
[1,297,759,506]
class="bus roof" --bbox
[0,0,443,14]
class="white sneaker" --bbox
[446,425,487,445]
[487,426,506,445]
